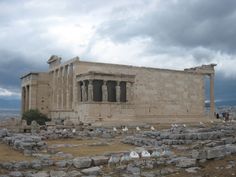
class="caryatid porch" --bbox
[76,72,135,104]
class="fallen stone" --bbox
[108,156,120,165]
[126,164,140,175]
[175,157,196,168]
[31,171,49,177]
[192,149,207,160]
[160,168,175,175]
[91,155,109,166]
[185,167,200,173]
[81,166,101,175]
[8,171,23,177]
[31,160,42,170]
[207,146,226,159]
[73,157,92,169]
[50,171,67,177]
[67,170,81,177]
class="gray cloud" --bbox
[0,50,46,89]
[0,0,235,104]
[98,0,236,56]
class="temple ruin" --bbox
[21,56,216,125]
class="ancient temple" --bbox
[21,55,216,125]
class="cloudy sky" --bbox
[0,0,236,104]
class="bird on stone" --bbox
[150,126,155,131]
[72,129,76,133]
[113,127,117,132]
[183,124,186,128]
[136,126,141,131]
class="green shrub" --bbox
[22,109,50,125]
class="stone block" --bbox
[175,157,196,168]
[81,166,101,175]
[91,155,109,166]
[206,146,226,159]
[192,150,207,160]
[73,157,92,169]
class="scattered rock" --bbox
[91,155,109,166]
[49,171,67,177]
[73,157,92,169]
[81,166,101,175]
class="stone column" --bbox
[25,85,29,111]
[126,82,130,102]
[88,80,93,102]
[66,65,70,109]
[61,67,64,109]
[210,74,215,117]
[52,71,56,109]
[57,69,60,109]
[116,81,120,102]
[68,64,73,108]
[102,80,108,102]
[77,82,81,103]
[82,81,87,102]
[21,87,25,113]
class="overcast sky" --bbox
[0,0,236,103]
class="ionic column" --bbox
[116,81,120,102]
[210,74,215,117]
[102,80,108,102]
[82,81,87,102]
[88,80,93,102]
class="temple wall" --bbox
[72,61,205,123]
[22,58,209,125]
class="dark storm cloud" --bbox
[98,0,236,55]
[0,50,45,89]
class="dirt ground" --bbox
[46,137,135,158]
[0,142,33,162]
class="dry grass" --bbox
[0,142,33,162]
[46,138,135,157]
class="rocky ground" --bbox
[1,121,236,177]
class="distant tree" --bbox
[22,109,50,125]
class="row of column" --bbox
[80,80,133,102]
[51,63,73,110]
